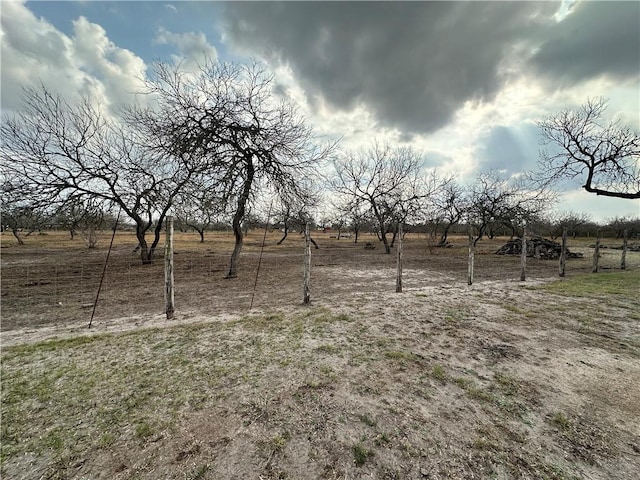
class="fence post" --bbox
[303,222,311,304]
[165,215,175,319]
[559,227,567,277]
[467,226,474,286]
[621,229,628,270]
[396,223,403,293]
[520,221,527,282]
[592,231,600,273]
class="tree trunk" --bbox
[136,224,152,264]
[226,159,254,278]
[390,225,398,248]
[11,228,24,245]
[187,223,205,243]
[354,225,360,244]
[150,212,171,261]
[381,231,391,254]
[377,216,391,254]
[438,224,451,246]
[277,222,289,245]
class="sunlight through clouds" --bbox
[2,0,638,220]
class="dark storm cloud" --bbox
[530,1,640,85]
[222,1,558,136]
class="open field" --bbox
[1,231,639,479]
[1,230,637,336]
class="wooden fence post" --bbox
[303,222,311,304]
[592,231,600,273]
[467,226,474,286]
[559,227,567,277]
[396,223,403,293]
[165,215,175,319]
[621,229,628,270]
[520,221,527,282]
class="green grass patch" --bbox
[352,443,375,466]
[384,350,419,362]
[358,414,377,428]
[431,364,447,383]
[540,269,640,298]
[550,412,572,431]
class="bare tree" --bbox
[548,211,592,239]
[270,183,320,248]
[605,216,640,239]
[173,178,229,243]
[1,85,204,263]
[0,190,46,245]
[331,196,371,243]
[132,59,334,278]
[53,197,108,245]
[536,98,640,199]
[466,171,551,246]
[429,179,468,246]
[332,142,437,254]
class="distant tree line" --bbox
[2,59,639,276]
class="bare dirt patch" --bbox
[2,232,639,479]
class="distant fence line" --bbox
[1,228,637,329]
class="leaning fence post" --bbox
[592,231,601,273]
[520,220,527,282]
[559,227,567,277]
[467,226,475,286]
[396,223,403,293]
[621,229,628,270]
[303,222,311,304]
[165,215,175,319]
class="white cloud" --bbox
[153,27,217,71]
[1,1,148,114]
[71,17,148,109]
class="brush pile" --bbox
[495,236,583,259]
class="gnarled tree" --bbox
[1,85,205,263]
[537,98,640,199]
[132,59,335,278]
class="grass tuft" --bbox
[352,443,374,466]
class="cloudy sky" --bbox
[1,0,639,221]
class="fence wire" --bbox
[1,232,638,332]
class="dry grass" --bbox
[1,231,640,479]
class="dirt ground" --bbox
[1,231,639,479]
[1,229,633,336]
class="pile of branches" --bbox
[496,236,583,259]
